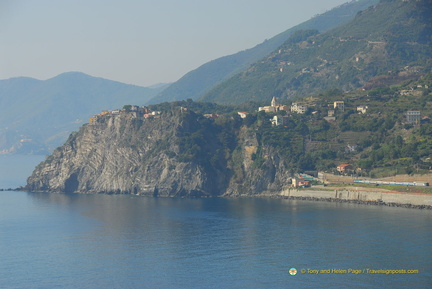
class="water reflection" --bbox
[18,192,432,288]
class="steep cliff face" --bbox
[226,127,293,195]
[27,109,227,196]
[26,108,294,196]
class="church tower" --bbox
[271,96,277,107]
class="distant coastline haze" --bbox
[1,0,349,86]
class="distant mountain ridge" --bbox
[201,0,432,104]
[0,72,163,154]
[148,0,379,104]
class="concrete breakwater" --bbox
[280,188,432,209]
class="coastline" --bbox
[9,186,432,210]
[277,188,432,210]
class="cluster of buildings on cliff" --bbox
[256,97,349,116]
[89,105,161,124]
[236,96,424,127]
[90,93,424,127]
[237,97,353,122]
[235,97,355,126]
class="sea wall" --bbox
[280,189,432,208]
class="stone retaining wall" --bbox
[280,189,432,208]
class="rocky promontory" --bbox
[26,106,293,197]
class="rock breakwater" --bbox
[279,189,432,209]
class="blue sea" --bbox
[0,155,431,288]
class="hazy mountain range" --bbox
[0,72,164,154]
[148,0,379,104]
[5,0,426,154]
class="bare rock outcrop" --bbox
[26,108,294,196]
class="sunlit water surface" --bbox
[0,155,431,288]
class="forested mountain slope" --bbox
[201,0,432,104]
[149,0,379,104]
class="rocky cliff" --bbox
[224,127,293,196]
[26,108,294,197]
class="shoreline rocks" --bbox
[277,195,432,210]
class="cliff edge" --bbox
[26,107,293,196]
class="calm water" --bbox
[1,156,431,288]
[0,154,46,189]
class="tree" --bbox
[123,105,132,111]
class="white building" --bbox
[334,101,344,111]
[258,97,289,113]
[357,105,368,114]
[270,115,290,126]
[291,103,308,114]
[237,112,249,119]
[406,110,421,125]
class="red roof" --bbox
[337,164,351,168]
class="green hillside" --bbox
[155,73,432,178]
[201,0,432,104]
[148,0,379,104]
[27,72,432,196]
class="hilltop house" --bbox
[270,115,290,126]
[291,103,308,114]
[90,105,159,124]
[357,105,368,114]
[324,109,336,121]
[237,112,249,119]
[334,101,345,111]
[337,164,352,174]
[406,110,421,125]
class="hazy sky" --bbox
[1,0,349,86]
